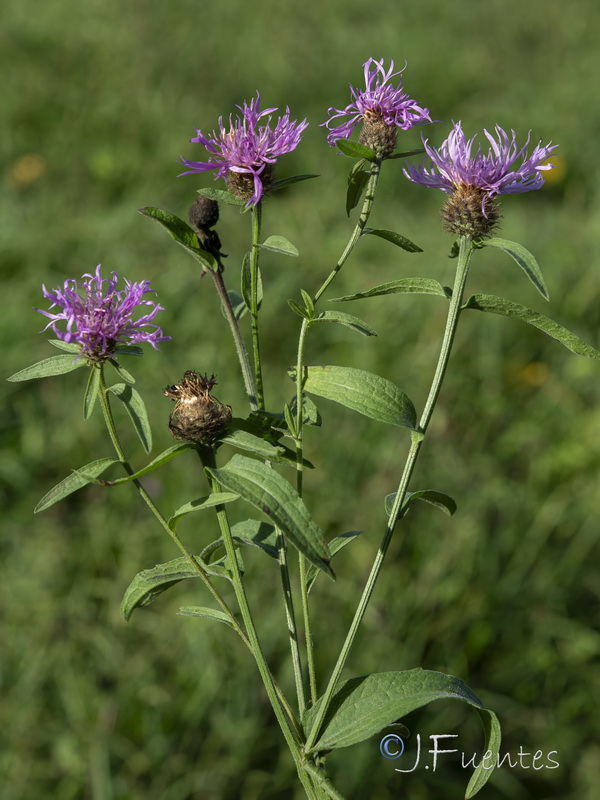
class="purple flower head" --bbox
[323,58,432,153]
[36,265,170,360]
[179,93,308,207]
[404,122,558,200]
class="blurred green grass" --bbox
[2,1,600,798]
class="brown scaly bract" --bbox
[164,371,232,444]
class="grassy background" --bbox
[2,0,600,798]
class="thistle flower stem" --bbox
[198,448,317,795]
[250,203,265,409]
[294,161,382,709]
[304,236,474,754]
[210,269,259,411]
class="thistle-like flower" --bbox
[323,58,432,157]
[164,371,232,444]
[36,265,170,360]
[403,122,558,237]
[179,93,308,207]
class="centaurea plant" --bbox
[10,59,599,800]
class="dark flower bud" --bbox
[189,195,219,229]
[164,371,232,444]
[441,184,501,239]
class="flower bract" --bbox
[36,265,170,360]
[323,58,432,151]
[179,93,308,206]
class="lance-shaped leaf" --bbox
[177,606,236,629]
[224,290,247,321]
[291,366,417,430]
[362,228,423,253]
[47,339,81,353]
[346,163,370,215]
[312,311,377,337]
[108,358,135,385]
[8,354,86,382]
[35,457,120,513]
[384,489,457,518]
[303,668,501,799]
[270,173,319,192]
[218,427,313,469]
[207,454,333,577]
[108,383,152,453]
[137,207,218,272]
[168,492,239,532]
[306,531,362,593]
[241,252,263,309]
[484,238,549,300]
[230,519,279,559]
[330,278,449,303]
[100,444,194,485]
[120,555,233,621]
[462,294,600,359]
[335,139,378,162]
[258,235,299,257]
[197,186,245,206]
[83,367,101,419]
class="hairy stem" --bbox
[250,203,265,408]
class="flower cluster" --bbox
[179,93,308,207]
[323,58,432,156]
[36,265,170,360]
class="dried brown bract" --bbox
[164,371,232,444]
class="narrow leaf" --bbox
[270,173,319,191]
[224,290,248,321]
[288,393,322,428]
[484,238,549,300]
[346,168,370,216]
[312,310,377,337]
[207,454,333,577]
[83,367,101,419]
[300,288,314,316]
[306,531,362,592]
[35,457,120,513]
[384,489,457,518]
[108,358,136,385]
[288,299,310,319]
[335,139,378,162]
[137,207,218,272]
[218,427,311,468]
[330,278,449,303]
[121,556,207,621]
[103,444,194,485]
[462,294,600,358]
[47,339,81,353]
[241,252,263,309]
[168,492,239,532]
[259,235,299,257]
[386,148,426,160]
[197,186,245,206]
[113,344,144,357]
[108,383,153,453]
[465,708,503,798]
[363,228,423,253]
[8,354,86,382]
[291,365,417,430]
[177,606,236,629]
[230,519,279,559]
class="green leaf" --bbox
[47,339,81,354]
[108,383,152,453]
[303,669,500,765]
[197,186,245,206]
[108,358,135,384]
[241,252,263,309]
[113,344,144,357]
[258,235,299,257]
[312,310,377,337]
[346,166,370,215]
[335,139,378,162]
[207,454,333,577]
[102,444,194,485]
[224,290,248,321]
[168,492,239,532]
[177,606,236,629]
[288,299,310,319]
[462,294,600,358]
[83,367,101,419]
[121,556,209,621]
[137,207,219,272]
[384,489,457,518]
[35,457,120,513]
[291,366,417,430]
[230,519,279,559]
[300,289,314,316]
[288,393,322,428]
[218,427,311,468]
[306,531,362,592]
[362,228,423,253]
[386,148,426,160]
[269,173,319,191]
[330,278,449,303]
[8,354,86,382]
[484,238,550,300]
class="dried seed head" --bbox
[164,371,232,444]
[189,195,220,230]
[441,184,501,239]
[358,113,397,158]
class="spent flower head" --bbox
[36,265,170,361]
[404,121,558,237]
[323,58,432,157]
[179,93,308,207]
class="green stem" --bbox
[305,235,474,753]
[276,529,307,716]
[250,203,265,409]
[210,268,258,411]
[294,161,383,709]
